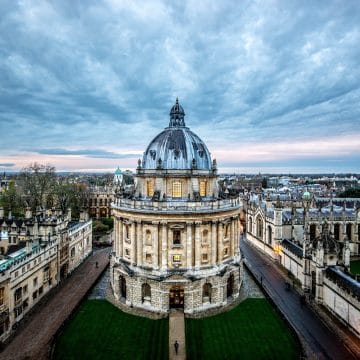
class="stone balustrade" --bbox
[112,197,241,213]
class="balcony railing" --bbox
[112,197,241,213]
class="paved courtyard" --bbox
[1,248,110,360]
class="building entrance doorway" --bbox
[169,286,184,308]
[60,264,68,280]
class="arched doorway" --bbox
[227,274,234,298]
[142,283,151,304]
[119,275,126,300]
[169,286,184,308]
[203,283,212,303]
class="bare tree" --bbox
[19,163,56,212]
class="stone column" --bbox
[136,220,143,266]
[161,221,168,270]
[195,221,201,268]
[131,221,136,264]
[211,221,217,264]
[152,221,159,269]
[218,222,224,262]
[231,218,235,257]
[118,220,123,258]
[186,222,193,269]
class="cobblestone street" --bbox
[1,248,110,360]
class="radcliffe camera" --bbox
[0,1,359,360]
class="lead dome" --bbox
[142,99,212,171]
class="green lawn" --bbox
[186,298,301,360]
[53,300,168,360]
[350,260,360,275]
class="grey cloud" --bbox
[32,148,141,159]
[0,1,360,172]
[0,163,15,167]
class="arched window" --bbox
[172,181,182,198]
[227,274,234,298]
[334,224,340,240]
[199,181,207,197]
[256,216,263,239]
[99,198,103,206]
[119,276,126,300]
[142,283,151,303]
[104,199,107,206]
[147,180,154,197]
[346,223,352,241]
[267,226,272,245]
[249,216,253,234]
[202,283,212,303]
[145,230,152,245]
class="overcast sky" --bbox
[0,0,359,173]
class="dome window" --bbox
[146,180,154,197]
[172,181,182,198]
[200,181,207,197]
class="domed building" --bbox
[111,99,242,315]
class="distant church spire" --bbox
[169,98,186,127]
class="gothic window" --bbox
[173,230,181,245]
[70,247,75,258]
[200,181,207,197]
[249,217,253,234]
[147,180,154,197]
[256,216,263,239]
[172,181,182,198]
[202,283,212,303]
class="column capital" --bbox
[186,221,194,225]
[195,221,202,226]
[160,220,167,225]
[152,221,160,225]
